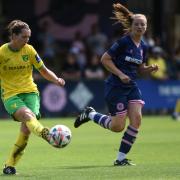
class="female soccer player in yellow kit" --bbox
[0,20,65,175]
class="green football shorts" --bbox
[3,92,41,120]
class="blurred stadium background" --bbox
[0,0,180,118]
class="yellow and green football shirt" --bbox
[0,43,44,100]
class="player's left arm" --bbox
[39,65,65,86]
[138,63,159,74]
[138,44,159,75]
[29,45,65,86]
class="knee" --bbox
[110,115,126,132]
[111,124,125,132]
[23,109,35,119]
[14,107,35,122]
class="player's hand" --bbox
[56,78,65,86]
[119,74,131,83]
[151,64,159,72]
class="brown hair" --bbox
[111,3,134,32]
[7,20,30,36]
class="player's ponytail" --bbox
[111,3,134,32]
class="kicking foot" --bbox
[74,107,95,128]
[41,127,50,142]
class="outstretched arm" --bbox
[39,65,65,86]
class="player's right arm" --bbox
[101,52,130,83]
[101,39,131,83]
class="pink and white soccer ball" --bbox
[49,125,72,148]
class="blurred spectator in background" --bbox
[61,53,81,80]
[85,54,105,79]
[173,45,180,79]
[86,23,108,56]
[70,31,87,72]
[37,21,57,71]
[143,31,155,49]
[148,46,169,80]
[169,45,180,121]
[0,23,5,45]
[110,28,124,43]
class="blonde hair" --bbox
[112,3,146,32]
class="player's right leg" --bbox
[3,120,50,175]
[74,107,95,128]
[3,123,30,175]
[74,105,132,166]
[74,84,128,131]
[74,106,127,131]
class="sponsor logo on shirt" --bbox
[3,65,31,71]
[125,56,142,64]
[4,58,10,63]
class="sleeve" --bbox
[29,45,44,70]
[107,38,125,59]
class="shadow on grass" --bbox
[0,173,33,178]
[60,165,113,169]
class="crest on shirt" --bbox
[22,55,29,62]
[35,54,42,63]
[117,103,124,111]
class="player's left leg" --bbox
[22,93,50,141]
[4,93,50,142]
[114,101,143,166]
[14,107,50,142]
[3,123,30,175]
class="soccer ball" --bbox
[49,125,72,148]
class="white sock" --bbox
[117,152,126,161]
[88,112,97,120]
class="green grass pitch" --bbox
[0,116,180,180]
